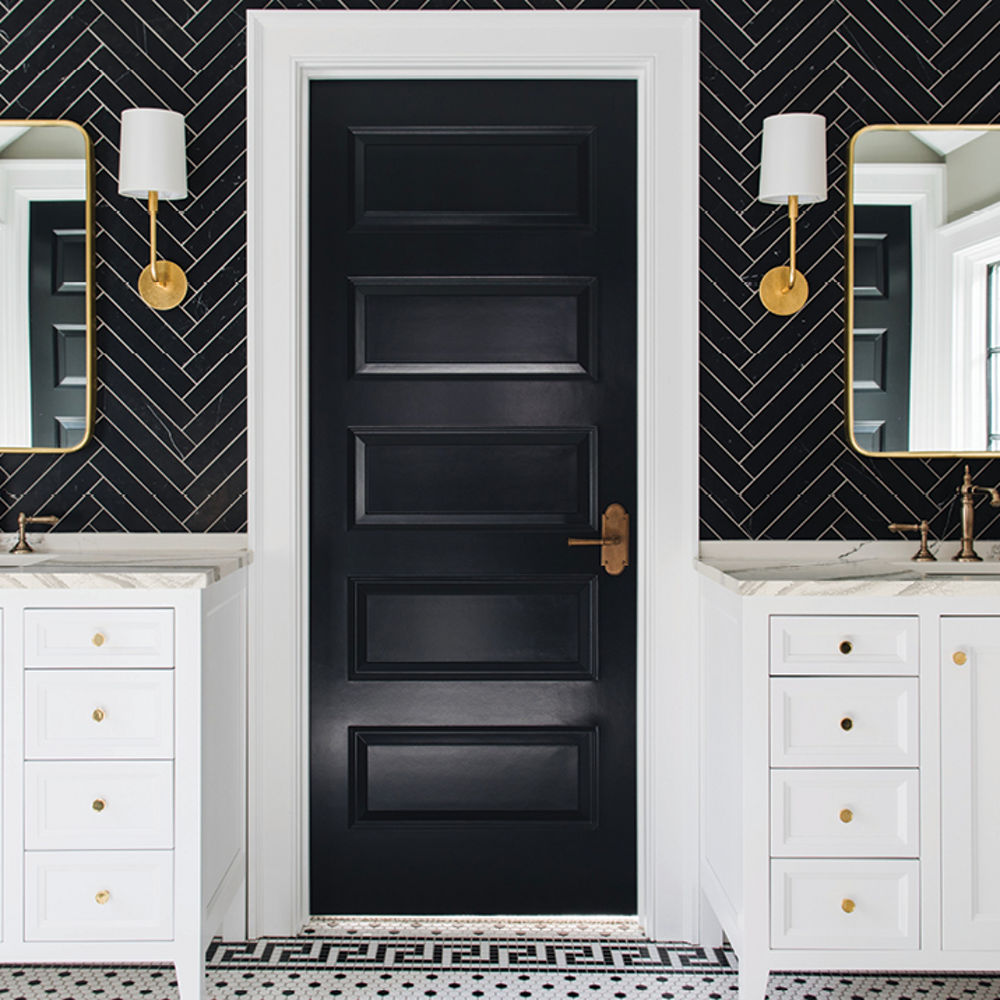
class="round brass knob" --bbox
[839,808,853,823]
[91,708,105,723]
[840,717,853,731]
[95,890,110,905]
[92,633,105,648]
[953,651,967,666]
[92,799,106,813]
[839,640,853,655]
[841,898,855,914]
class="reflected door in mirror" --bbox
[29,200,86,448]
[852,205,912,452]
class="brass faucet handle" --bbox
[10,512,59,554]
[887,520,936,562]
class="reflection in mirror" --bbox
[847,125,1000,456]
[0,121,91,452]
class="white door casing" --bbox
[246,10,700,938]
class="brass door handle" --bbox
[568,503,629,576]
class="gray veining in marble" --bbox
[0,551,250,589]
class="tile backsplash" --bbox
[0,0,996,539]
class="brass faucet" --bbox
[954,465,1000,563]
[9,512,58,554]
[888,520,935,561]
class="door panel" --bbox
[310,79,636,915]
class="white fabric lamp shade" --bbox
[118,108,188,200]
[758,112,827,205]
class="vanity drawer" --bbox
[770,616,918,676]
[770,769,919,858]
[24,609,174,669]
[25,761,173,851]
[25,670,174,760]
[24,850,173,942]
[771,677,918,767]
[771,859,919,950]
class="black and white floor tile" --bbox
[0,936,998,1000]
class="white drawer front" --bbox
[25,609,174,668]
[771,859,919,949]
[770,616,918,676]
[770,769,919,858]
[25,670,174,760]
[25,761,173,851]
[771,677,919,767]
[24,851,173,942]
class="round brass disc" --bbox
[759,266,808,316]
[138,261,188,310]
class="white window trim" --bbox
[852,163,944,452]
[0,160,85,447]
[246,10,700,939]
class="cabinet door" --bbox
[941,616,1000,949]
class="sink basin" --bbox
[0,553,55,568]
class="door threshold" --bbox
[305,915,646,939]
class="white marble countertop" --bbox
[0,541,250,590]
[697,539,1000,597]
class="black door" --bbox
[29,199,87,448]
[309,80,637,915]
[852,204,912,452]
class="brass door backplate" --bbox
[568,502,630,575]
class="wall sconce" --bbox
[117,108,188,311]
[757,112,827,316]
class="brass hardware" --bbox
[95,890,110,905]
[760,196,810,315]
[840,717,853,731]
[841,898,856,914]
[92,798,106,813]
[888,521,936,562]
[839,808,853,824]
[839,640,853,655]
[567,503,629,576]
[92,708,105,723]
[953,651,968,666]
[137,190,187,310]
[953,465,1000,562]
[92,633,106,648]
[9,512,59,554]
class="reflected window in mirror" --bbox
[988,261,1000,451]
[846,124,1000,457]
[0,120,93,453]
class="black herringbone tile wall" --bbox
[0,0,997,538]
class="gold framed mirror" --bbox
[846,123,1000,458]
[0,119,93,453]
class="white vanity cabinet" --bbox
[0,560,247,1000]
[699,566,1000,1000]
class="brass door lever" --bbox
[568,502,629,575]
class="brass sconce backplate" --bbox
[759,265,808,315]
[138,261,188,311]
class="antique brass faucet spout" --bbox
[954,465,1000,563]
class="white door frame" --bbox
[246,9,700,940]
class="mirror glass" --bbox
[0,120,92,452]
[847,124,1000,456]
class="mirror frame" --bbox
[0,119,94,454]
[845,122,1000,459]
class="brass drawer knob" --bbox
[841,898,855,914]
[92,799,106,813]
[953,651,967,666]
[839,640,853,655]
[95,890,110,905]
[91,708,106,723]
[92,633,105,648]
[840,717,853,731]
[839,808,853,824]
